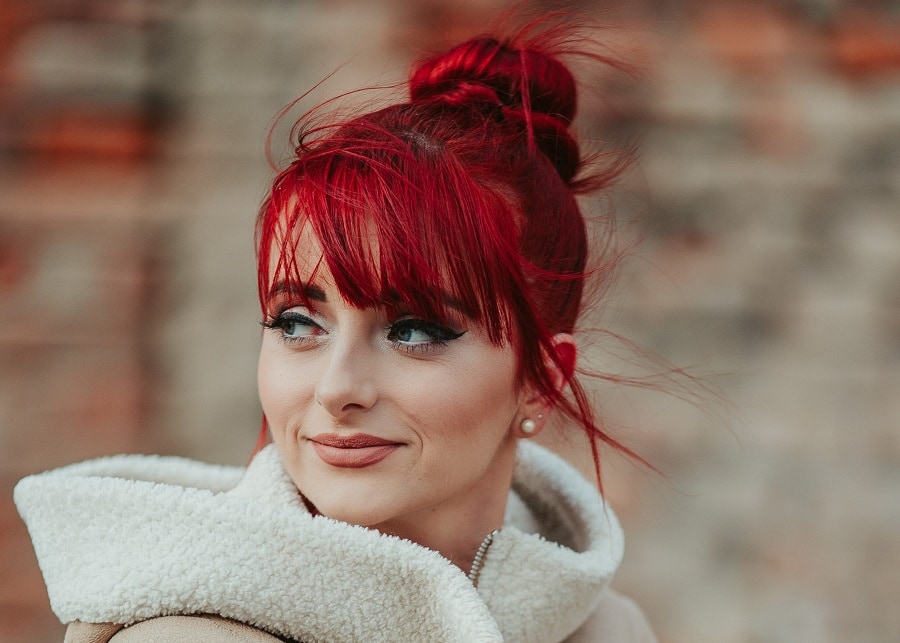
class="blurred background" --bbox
[1,1,898,641]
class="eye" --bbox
[262,310,325,342]
[387,319,465,349]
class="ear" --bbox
[514,333,578,438]
[546,333,577,393]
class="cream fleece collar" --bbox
[15,442,623,643]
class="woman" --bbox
[15,20,658,643]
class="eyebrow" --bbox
[379,285,470,313]
[267,281,327,303]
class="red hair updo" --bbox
[256,21,639,479]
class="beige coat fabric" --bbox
[18,442,657,642]
[64,592,656,643]
[64,616,283,642]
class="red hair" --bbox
[255,19,644,480]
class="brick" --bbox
[829,10,900,79]
[26,108,157,165]
[691,2,820,76]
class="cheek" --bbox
[408,351,520,444]
[257,341,312,428]
[257,348,282,425]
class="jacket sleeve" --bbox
[565,589,659,643]
[65,621,123,643]
[64,616,285,643]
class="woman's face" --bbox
[257,238,526,542]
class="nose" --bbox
[314,337,379,418]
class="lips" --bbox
[309,433,403,468]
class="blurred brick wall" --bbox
[1,2,166,639]
[1,1,898,642]
[583,3,900,643]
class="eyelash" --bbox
[261,313,465,354]
[260,311,322,346]
[387,319,466,353]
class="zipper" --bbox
[467,529,499,588]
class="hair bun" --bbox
[409,37,577,126]
[409,37,579,181]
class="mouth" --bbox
[308,433,404,468]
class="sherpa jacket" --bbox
[15,441,657,642]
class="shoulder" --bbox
[65,616,286,643]
[565,590,659,643]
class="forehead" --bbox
[264,211,448,319]
[265,210,381,286]
[265,218,323,280]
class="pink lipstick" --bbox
[309,433,402,468]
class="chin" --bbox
[313,500,395,530]
[302,482,400,529]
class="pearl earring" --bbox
[520,418,537,435]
